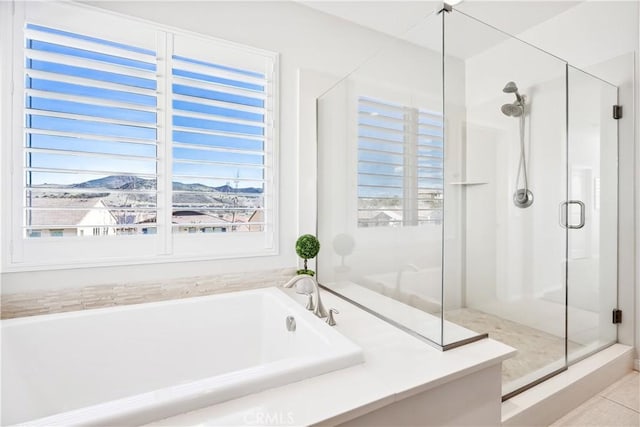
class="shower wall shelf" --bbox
[449,181,489,185]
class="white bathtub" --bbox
[1,287,364,426]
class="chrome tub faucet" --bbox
[283,274,328,318]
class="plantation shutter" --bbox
[23,23,159,237]
[357,96,443,227]
[416,107,445,225]
[12,1,279,266]
[170,36,274,234]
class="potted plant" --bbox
[296,234,320,276]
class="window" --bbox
[171,53,268,235]
[24,23,159,238]
[357,96,443,227]
[8,2,278,267]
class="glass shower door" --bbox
[566,67,618,363]
[442,8,570,398]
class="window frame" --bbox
[3,1,280,271]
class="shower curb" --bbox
[501,344,634,427]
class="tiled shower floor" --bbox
[446,308,583,384]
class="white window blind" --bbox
[171,55,270,234]
[24,24,159,238]
[357,96,443,227]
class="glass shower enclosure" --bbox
[316,4,619,399]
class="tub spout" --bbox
[283,275,328,318]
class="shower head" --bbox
[501,102,523,117]
[503,81,523,102]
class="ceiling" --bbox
[300,1,582,59]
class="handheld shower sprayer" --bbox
[500,81,533,208]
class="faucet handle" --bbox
[326,308,339,326]
[305,293,314,311]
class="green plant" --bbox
[296,234,320,276]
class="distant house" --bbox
[169,209,263,233]
[171,210,226,233]
[27,198,118,237]
[245,209,264,232]
[27,198,263,236]
[358,210,403,227]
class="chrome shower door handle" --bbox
[560,200,585,229]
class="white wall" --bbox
[0,0,409,293]
[464,36,568,307]
[0,2,10,293]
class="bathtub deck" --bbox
[145,287,515,427]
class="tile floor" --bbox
[550,371,639,426]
